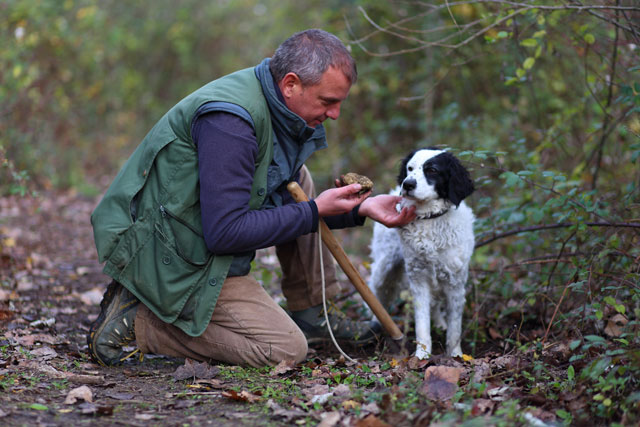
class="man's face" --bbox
[278,66,351,128]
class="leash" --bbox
[317,224,355,362]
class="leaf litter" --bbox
[1,190,638,426]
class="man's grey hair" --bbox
[270,29,357,87]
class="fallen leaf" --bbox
[422,366,463,401]
[487,385,510,401]
[266,399,307,421]
[355,414,391,427]
[361,401,381,415]
[172,358,219,380]
[271,359,296,376]
[222,389,261,403]
[29,346,58,360]
[135,413,154,420]
[318,411,341,427]
[79,287,105,306]
[471,398,495,416]
[16,333,57,347]
[311,392,333,405]
[462,354,473,362]
[333,383,351,397]
[303,383,330,398]
[105,391,134,400]
[604,313,628,337]
[342,399,360,410]
[64,385,93,405]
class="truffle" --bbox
[342,173,373,195]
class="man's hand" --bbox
[358,195,416,227]
[314,184,371,216]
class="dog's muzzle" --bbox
[402,178,417,196]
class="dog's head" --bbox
[397,148,474,207]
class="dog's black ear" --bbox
[444,153,475,206]
[397,150,417,186]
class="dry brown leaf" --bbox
[333,383,351,397]
[422,366,463,401]
[172,358,219,380]
[302,383,330,398]
[318,411,341,427]
[222,389,261,403]
[471,398,495,416]
[355,414,391,427]
[604,313,628,337]
[342,399,360,410]
[64,385,93,405]
[271,358,296,376]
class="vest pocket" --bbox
[158,204,210,267]
[121,229,207,321]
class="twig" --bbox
[475,221,640,248]
[541,231,575,330]
[351,1,640,57]
[591,0,620,191]
[542,271,578,344]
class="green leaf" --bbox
[516,68,526,78]
[29,403,48,411]
[497,31,508,39]
[567,365,575,381]
[505,77,518,86]
[523,57,535,70]
[500,171,519,187]
[533,30,547,38]
[584,33,595,44]
[520,38,538,47]
[535,45,543,58]
[584,334,605,343]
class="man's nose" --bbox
[326,103,341,120]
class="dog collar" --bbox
[416,209,449,220]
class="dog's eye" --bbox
[407,166,414,172]
[425,167,437,174]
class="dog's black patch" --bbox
[397,149,418,185]
[425,152,475,206]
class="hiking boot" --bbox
[290,300,380,346]
[87,281,139,366]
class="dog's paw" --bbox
[449,346,462,358]
[415,343,431,360]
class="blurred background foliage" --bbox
[2,0,640,420]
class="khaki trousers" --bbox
[135,166,341,367]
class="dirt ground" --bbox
[1,191,299,426]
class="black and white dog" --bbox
[368,148,475,359]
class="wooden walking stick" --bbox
[287,181,404,341]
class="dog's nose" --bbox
[402,179,416,192]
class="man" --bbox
[88,29,415,368]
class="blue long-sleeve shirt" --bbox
[193,112,365,256]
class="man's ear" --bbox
[279,72,302,98]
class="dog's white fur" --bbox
[368,149,475,359]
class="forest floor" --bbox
[0,190,633,426]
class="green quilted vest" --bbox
[91,67,274,337]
